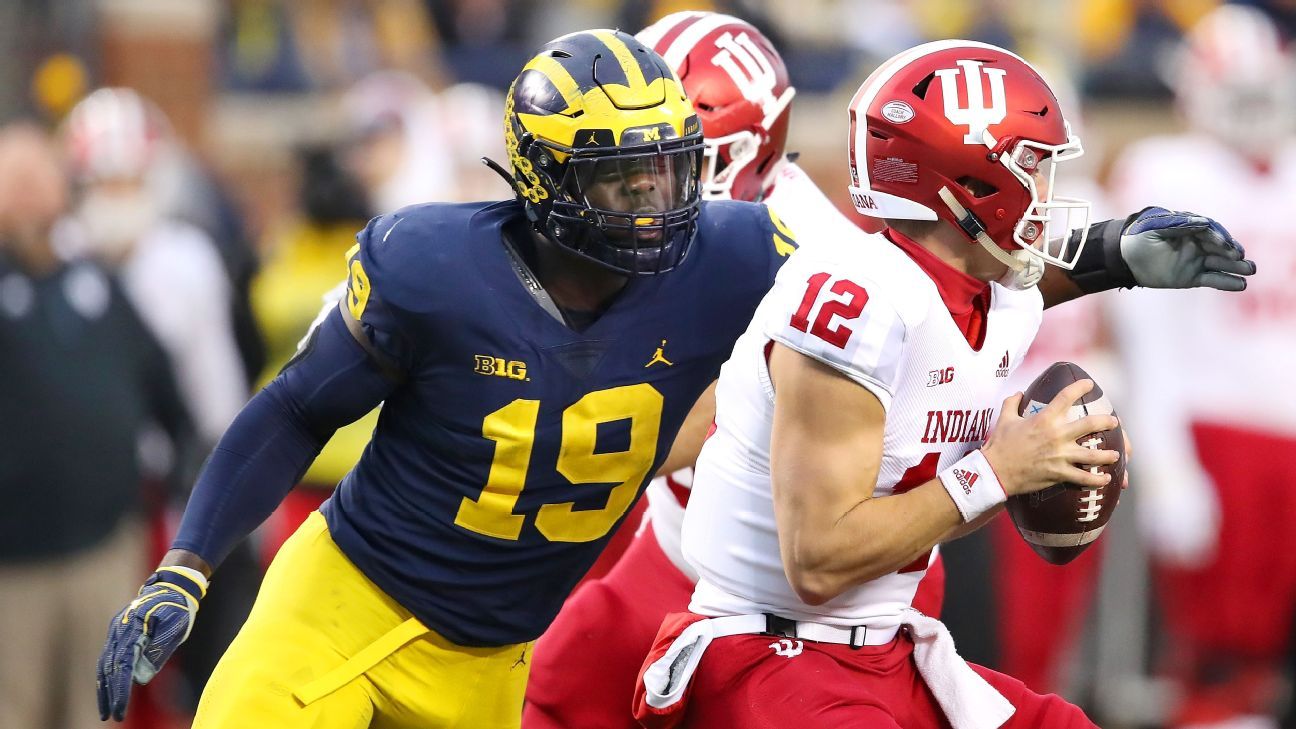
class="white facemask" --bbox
[77,189,159,260]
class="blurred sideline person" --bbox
[63,88,247,448]
[63,87,261,714]
[1110,6,1296,727]
[0,123,190,729]
[522,13,949,728]
[341,71,507,212]
[633,39,1253,729]
[149,121,267,387]
[250,145,378,566]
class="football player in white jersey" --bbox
[633,40,1254,729]
[1110,6,1296,726]
[520,14,950,728]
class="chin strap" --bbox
[936,186,1043,290]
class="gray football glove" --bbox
[1120,207,1256,291]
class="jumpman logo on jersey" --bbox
[645,339,673,368]
[511,644,529,670]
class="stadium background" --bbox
[1,1,1292,728]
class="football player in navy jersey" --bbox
[94,29,799,729]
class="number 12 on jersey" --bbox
[790,272,869,349]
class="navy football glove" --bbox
[1120,207,1256,291]
[97,567,207,721]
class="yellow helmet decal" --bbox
[503,91,549,203]
[508,29,697,160]
[591,29,648,95]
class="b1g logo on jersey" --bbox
[927,367,955,387]
[475,355,528,381]
[935,59,1007,144]
[711,31,786,120]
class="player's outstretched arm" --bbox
[1040,208,1256,307]
[767,345,1119,606]
[96,305,399,722]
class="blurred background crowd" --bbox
[1,1,1294,728]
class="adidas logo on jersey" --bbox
[995,351,1010,378]
[953,468,980,495]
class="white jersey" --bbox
[119,221,248,443]
[1005,177,1121,400]
[645,160,865,577]
[682,227,1042,627]
[1110,133,1296,438]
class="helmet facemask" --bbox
[697,84,794,201]
[530,134,704,275]
[996,124,1090,270]
[700,129,759,200]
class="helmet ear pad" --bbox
[511,128,557,227]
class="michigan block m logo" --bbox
[935,59,1007,144]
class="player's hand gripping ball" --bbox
[1006,362,1126,565]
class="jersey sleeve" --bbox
[342,213,421,377]
[760,204,801,286]
[761,264,905,410]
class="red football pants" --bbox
[992,516,1103,694]
[1156,422,1296,721]
[642,621,1096,728]
[523,524,695,729]
[523,525,947,729]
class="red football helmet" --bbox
[63,87,170,183]
[636,11,795,202]
[847,41,1089,278]
[1170,4,1296,158]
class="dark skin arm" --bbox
[160,549,214,579]
[655,381,716,477]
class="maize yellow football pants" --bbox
[193,512,533,729]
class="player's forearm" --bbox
[656,380,716,477]
[1040,216,1136,307]
[942,503,1003,543]
[170,309,397,569]
[778,477,961,606]
[1038,266,1086,308]
[170,386,328,568]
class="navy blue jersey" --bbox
[320,199,796,646]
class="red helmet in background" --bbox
[637,11,795,202]
[1170,4,1296,158]
[63,87,170,183]
[847,41,1090,279]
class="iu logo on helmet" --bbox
[711,31,781,118]
[935,59,1007,144]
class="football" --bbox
[1005,362,1125,565]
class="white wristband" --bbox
[937,450,1007,523]
[158,566,210,603]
